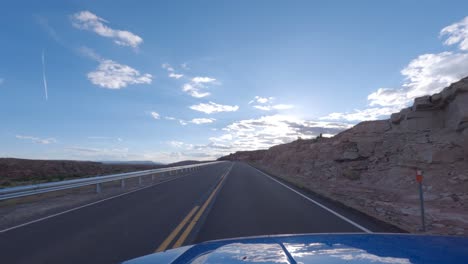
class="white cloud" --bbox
[87,136,123,142]
[192,76,216,83]
[367,88,408,107]
[320,18,468,123]
[66,146,213,163]
[64,115,348,163]
[16,135,57,144]
[250,96,294,111]
[358,51,468,117]
[153,151,215,162]
[71,11,143,48]
[253,104,295,111]
[151,112,160,119]
[67,146,130,160]
[169,73,184,79]
[167,141,194,150]
[162,63,184,79]
[190,118,216,124]
[87,59,152,89]
[183,83,210,98]
[196,115,351,157]
[180,76,218,98]
[162,63,174,72]
[167,141,185,148]
[249,96,274,104]
[209,133,233,142]
[190,101,239,114]
[273,104,294,110]
[441,16,468,51]
[164,116,189,126]
[401,52,468,98]
[320,106,400,122]
[253,105,271,111]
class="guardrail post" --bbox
[152,174,155,181]
[121,179,125,189]
[96,183,102,193]
[139,176,142,186]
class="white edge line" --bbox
[0,174,194,234]
[251,165,372,233]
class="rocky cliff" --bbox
[220,77,468,235]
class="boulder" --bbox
[413,95,434,110]
[391,113,402,124]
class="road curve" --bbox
[0,162,230,264]
[0,161,397,264]
[194,162,365,243]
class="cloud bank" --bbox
[16,135,57,144]
[190,101,239,114]
[320,16,468,122]
[71,11,143,48]
[88,59,152,89]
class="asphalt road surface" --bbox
[0,161,398,264]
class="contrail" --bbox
[42,49,48,100]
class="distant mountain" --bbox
[100,160,164,166]
[167,160,212,167]
[0,158,165,187]
[0,157,212,187]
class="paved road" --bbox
[0,161,397,264]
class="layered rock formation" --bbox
[220,77,468,235]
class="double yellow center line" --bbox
[155,165,232,252]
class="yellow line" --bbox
[172,176,225,248]
[155,205,200,252]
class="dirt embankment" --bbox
[220,77,468,235]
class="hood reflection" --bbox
[190,241,412,264]
[192,243,289,264]
[284,242,411,264]
[123,234,468,264]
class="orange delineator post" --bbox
[416,170,426,232]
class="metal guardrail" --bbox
[0,161,223,201]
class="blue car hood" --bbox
[123,234,468,264]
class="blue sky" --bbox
[1,0,468,163]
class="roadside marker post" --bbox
[416,169,426,232]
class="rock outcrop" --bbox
[220,77,468,235]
